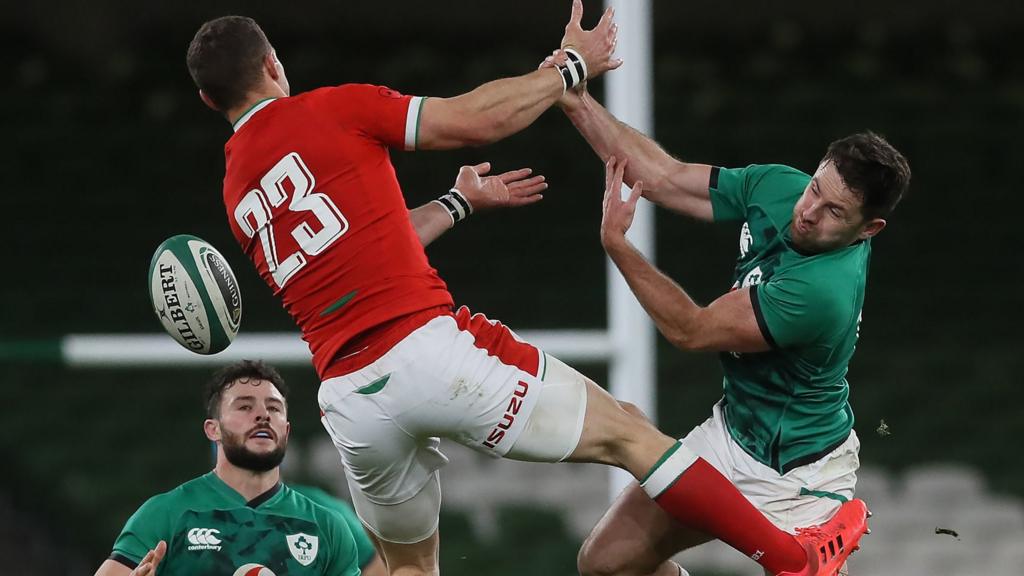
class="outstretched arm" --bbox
[600,157,769,353]
[416,0,621,150]
[542,51,713,222]
[409,162,547,246]
[562,90,714,221]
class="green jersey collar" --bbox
[204,471,283,508]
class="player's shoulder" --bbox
[288,485,358,524]
[722,164,809,226]
[745,163,809,178]
[125,474,207,524]
[160,472,219,501]
[280,481,339,512]
[731,163,810,188]
[796,238,870,277]
[278,484,338,517]
[777,242,869,309]
[750,164,810,198]
[276,484,355,542]
[302,83,408,103]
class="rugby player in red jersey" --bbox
[187,3,866,575]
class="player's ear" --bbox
[264,51,281,80]
[198,90,219,112]
[859,218,886,240]
[204,418,222,442]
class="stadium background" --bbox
[2,1,1022,574]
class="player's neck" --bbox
[214,461,281,502]
[226,87,286,127]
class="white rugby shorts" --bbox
[317,306,587,542]
[680,401,860,533]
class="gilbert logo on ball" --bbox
[148,234,242,354]
[232,564,277,576]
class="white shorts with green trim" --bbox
[680,401,860,533]
[317,308,588,543]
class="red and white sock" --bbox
[641,442,806,574]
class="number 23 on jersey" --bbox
[233,152,348,288]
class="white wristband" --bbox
[433,188,473,225]
[564,48,588,81]
[555,47,588,95]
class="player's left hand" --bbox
[454,162,548,212]
[600,156,642,248]
[560,0,622,79]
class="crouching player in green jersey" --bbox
[94,361,372,576]
[554,61,910,576]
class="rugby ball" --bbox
[148,234,242,354]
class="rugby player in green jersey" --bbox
[554,59,909,576]
[94,361,367,576]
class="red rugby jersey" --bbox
[222,84,453,377]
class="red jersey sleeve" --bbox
[321,84,424,151]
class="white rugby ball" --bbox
[148,234,242,354]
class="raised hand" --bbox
[600,156,642,248]
[560,0,622,80]
[454,162,548,212]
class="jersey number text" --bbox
[234,152,348,288]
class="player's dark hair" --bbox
[206,359,289,419]
[825,132,911,220]
[187,16,272,111]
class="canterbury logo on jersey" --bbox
[187,527,223,551]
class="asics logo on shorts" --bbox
[187,527,223,551]
[482,380,529,449]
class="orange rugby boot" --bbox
[778,498,870,576]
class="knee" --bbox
[617,401,651,422]
[577,535,626,576]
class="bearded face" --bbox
[208,378,290,473]
[220,420,288,472]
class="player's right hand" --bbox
[130,541,166,576]
[560,0,622,79]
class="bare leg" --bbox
[577,479,711,576]
[360,555,388,576]
[372,530,439,576]
[566,378,678,475]
[359,528,390,576]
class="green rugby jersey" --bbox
[109,473,361,576]
[709,164,867,474]
[289,484,376,570]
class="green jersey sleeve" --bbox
[710,164,810,223]
[110,495,173,567]
[753,271,847,349]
